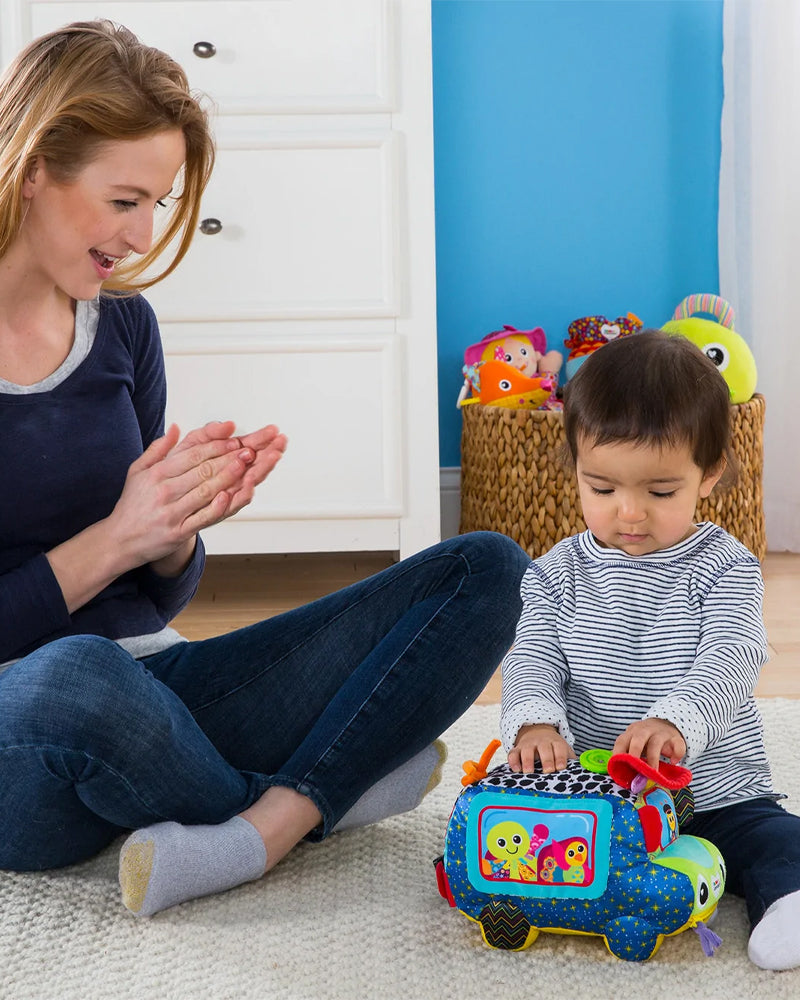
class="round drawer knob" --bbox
[199,218,223,235]
[192,41,217,59]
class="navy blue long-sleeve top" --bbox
[0,294,204,663]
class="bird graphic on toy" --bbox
[661,294,757,403]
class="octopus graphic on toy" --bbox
[564,312,643,380]
[458,325,563,410]
[435,741,725,962]
[661,294,757,403]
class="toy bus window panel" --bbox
[467,792,614,901]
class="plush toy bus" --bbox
[435,744,725,962]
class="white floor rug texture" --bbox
[3,700,800,1000]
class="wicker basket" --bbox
[459,394,766,560]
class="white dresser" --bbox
[1,0,441,557]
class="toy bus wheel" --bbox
[478,900,537,951]
[603,916,661,962]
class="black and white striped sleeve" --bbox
[500,562,575,752]
[646,558,768,763]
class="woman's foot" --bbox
[119,816,267,917]
[119,741,448,916]
[333,739,447,832]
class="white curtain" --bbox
[719,0,800,552]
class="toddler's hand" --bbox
[508,724,576,774]
[612,718,687,770]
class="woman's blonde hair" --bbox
[0,19,215,293]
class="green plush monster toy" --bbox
[662,294,757,404]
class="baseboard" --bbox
[439,466,461,540]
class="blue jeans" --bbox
[683,797,800,928]
[0,532,529,871]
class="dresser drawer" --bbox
[162,332,402,521]
[27,0,391,113]
[145,134,398,320]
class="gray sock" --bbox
[333,739,447,833]
[119,816,267,917]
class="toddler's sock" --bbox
[333,739,447,833]
[119,815,267,917]
[747,888,800,970]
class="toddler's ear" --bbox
[698,457,726,499]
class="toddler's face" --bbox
[575,436,723,556]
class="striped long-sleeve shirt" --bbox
[500,523,775,812]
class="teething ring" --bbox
[580,748,612,774]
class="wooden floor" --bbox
[174,550,800,703]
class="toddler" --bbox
[501,329,800,971]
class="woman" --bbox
[0,20,529,916]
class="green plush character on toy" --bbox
[662,294,757,404]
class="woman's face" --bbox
[19,129,186,301]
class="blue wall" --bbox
[432,0,724,466]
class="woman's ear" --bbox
[698,457,727,499]
[21,157,41,198]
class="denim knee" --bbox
[457,530,531,580]
[450,530,530,615]
[0,636,150,754]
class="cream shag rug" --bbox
[3,700,800,1000]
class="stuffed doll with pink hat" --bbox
[459,325,563,409]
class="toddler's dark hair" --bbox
[563,329,734,477]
